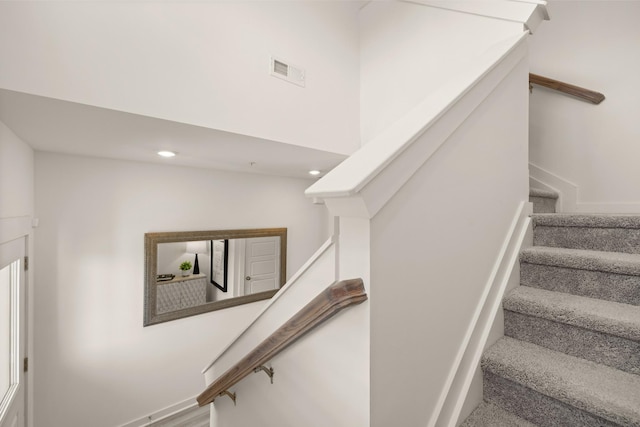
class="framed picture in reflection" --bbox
[210,239,229,292]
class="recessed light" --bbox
[309,170,321,176]
[158,151,176,158]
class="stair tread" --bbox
[461,402,538,427]
[504,286,640,341]
[529,188,559,199]
[482,337,640,426]
[533,213,640,229]
[521,246,640,276]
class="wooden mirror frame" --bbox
[144,228,287,326]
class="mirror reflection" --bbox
[144,228,287,326]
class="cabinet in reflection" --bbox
[156,273,207,314]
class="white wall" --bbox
[157,241,207,278]
[33,153,329,427]
[207,239,370,427]
[359,1,523,144]
[0,121,33,222]
[529,0,640,211]
[0,1,360,155]
[369,56,529,427]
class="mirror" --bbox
[144,228,287,326]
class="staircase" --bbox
[462,189,640,426]
[529,188,559,214]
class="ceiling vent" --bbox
[270,56,305,87]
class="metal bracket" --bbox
[253,365,275,384]
[217,390,236,406]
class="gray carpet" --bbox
[482,371,620,427]
[520,247,640,305]
[504,309,640,375]
[533,213,640,229]
[521,246,640,276]
[482,337,640,426]
[461,402,537,427]
[503,286,640,341]
[533,214,640,253]
[461,204,640,427]
[529,188,558,214]
[529,188,559,200]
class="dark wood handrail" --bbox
[529,73,605,104]
[197,278,367,406]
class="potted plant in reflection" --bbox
[179,261,192,277]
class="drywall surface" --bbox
[211,302,369,427]
[0,2,360,155]
[33,153,328,427]
[0,121,33,221]
[359,1,523,144]
[156,241,211,280]
[370,57,529,426]
[529,1,640,211]
[208,242,369,427]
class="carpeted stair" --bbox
[529,188,559,213]
[462,196,640,426]
[461,401,537,427]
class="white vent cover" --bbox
[270,56,305,87]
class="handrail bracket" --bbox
[197,278,367,407]
[216,390,237,406]
[254,365,275,384]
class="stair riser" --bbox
[460,402,537,427]
[530,196,556,214]
[483,372,620,427]
[504,310,640,375]
[533,226,640,254]
[520,262,640,306]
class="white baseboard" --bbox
[429,201,532,427]
[528,162,577,213]
[117,396,199,427]
[529,162,640,214]
[574,202,640,214]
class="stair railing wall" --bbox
[202,235,337,375]
[307,31,532,427]
[204,28,535,427]
[197,278,367,406]
[201,229,372,427]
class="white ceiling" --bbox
[0,89,348,180]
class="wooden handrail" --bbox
[197,278,367,406]
[529,73,605,104]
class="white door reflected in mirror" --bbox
[243,237,280,296]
